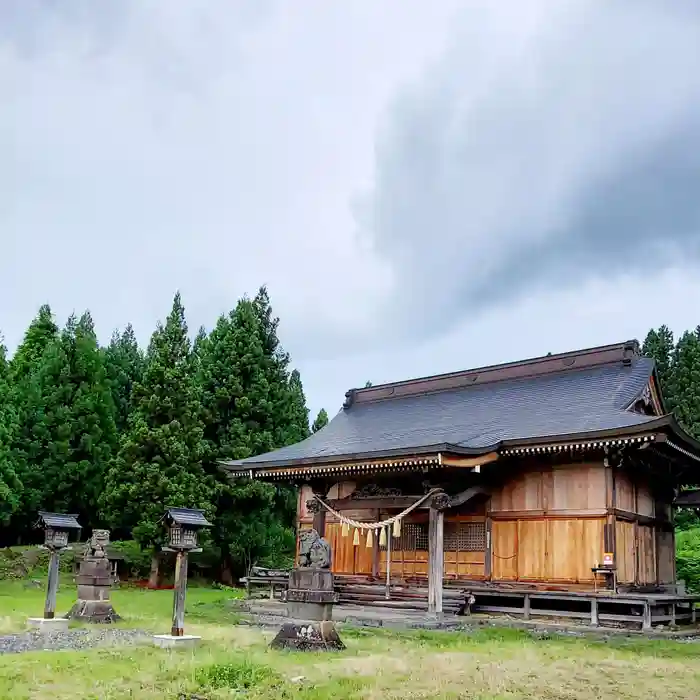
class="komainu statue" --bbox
[86,529,110,559]
[298,529,332,569]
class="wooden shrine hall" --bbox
[222,340,700,629]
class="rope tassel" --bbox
[353,528,360,546]
[341,521,349,537]
[393,518,402,539]
[379,526,387,548]
[366,529,373,548]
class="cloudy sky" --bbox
[3,0,700,419]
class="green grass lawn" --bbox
[1,580,700,699]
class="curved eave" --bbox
[218,441,495,474]
[219,414,700,480]
[500,415,675,451]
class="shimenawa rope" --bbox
[312,488,442,532]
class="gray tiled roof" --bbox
[166,508,212,528]
[38,512,82,530]
[224,355,658,470]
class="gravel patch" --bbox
[0,627,149,655]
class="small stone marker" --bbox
[27,511,82,632]
[269,529,345,651]
[67,529,121,623]
[152,507,211,649]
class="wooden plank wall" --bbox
[490,463,607,585]
[295,463,674,589]
[613,470,668,586]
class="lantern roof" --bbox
[164,507,212,528]
[37,511,82,530]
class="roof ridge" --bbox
[344,340,640,409]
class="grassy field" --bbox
[1,580,700,699]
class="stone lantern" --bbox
[153,508,211,648]
[28,512,82,631]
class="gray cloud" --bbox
[360,0,700,338]
[4,0,700,419]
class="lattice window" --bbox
[385,523,428,551]
[444,522,486,552]
[380,522,485,552]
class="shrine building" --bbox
[222,340,700,628]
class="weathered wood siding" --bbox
[489,463,608,585]
[657,529,676,584]
[491,517,605,583]
[637,524,657,585]
[490,462,606,513]
[615,520,636,584]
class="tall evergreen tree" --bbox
[669,330,700,439]
[101,293,212,579]
[13,312,117,532]
[642,325,675,406]
[312,408,329,433]
[287,369,310,444]
[9,304,58,383]
[197,292,307,580]
[0,342,21,525]
[103,324,144,434]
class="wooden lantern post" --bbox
[153,507,211,648]
[28,512,81,631]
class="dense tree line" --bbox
[0,288,328,582]
[643,325,700,532]
[642,325,700,441]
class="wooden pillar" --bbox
[428,507,444,616]
[372,510,380,579]
[310,484,327,537]
[43,550,60,619]
[590,598,599,627]
[484,517,493,580]
[171,551,189,637]
[312,508,326,537]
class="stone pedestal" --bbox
[270,568,344,651]
[270,621,345,651]
[153,634,201,649]
[67,555,121,623]
[27,617,69,632]
[284,568,338,621]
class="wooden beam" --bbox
[448,485,489,509]
[428,507,444,615]
[612,509,670,527]
[489,509,608,520]
[441,452,499,469]
[326,496,431,512]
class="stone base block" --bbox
[286,601,333,622]
[269,621,344,651]
[66,600,121,623]
[27,617,69,633]
[153,634,201,649]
